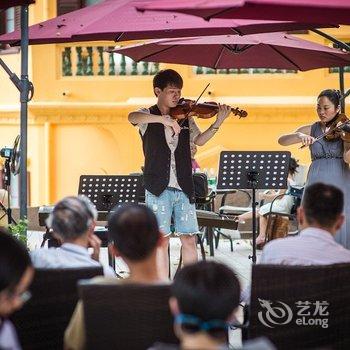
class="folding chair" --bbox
[79,283,178,350]
[11,267,103,350]
[246,263,350,349]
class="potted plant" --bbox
[8,219,28,246]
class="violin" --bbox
[324,113,350,142]
[170,98,248,121]
[305,113,350,147]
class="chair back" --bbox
[11,267,103,350]
[248,263,350,349]
[79,283,178,350]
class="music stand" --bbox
[217,151,291,263]
[78,175,142,211]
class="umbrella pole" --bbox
[339,67,346,113]
[311,29,349,113]
[20,5,29,220]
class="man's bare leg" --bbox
[180,235,198,266]
[157,236,170,280]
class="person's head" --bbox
[0,228,33,317]
[108,203,162,262]
[317,89,341,124]
[288,157,299,177]
[153,69,183,108]
[298,182,344,234]
[170,261,240,342]
[47,195,97,242]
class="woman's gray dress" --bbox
[307,122,350,248]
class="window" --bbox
[0,7,21,35]
[57,0,102,16]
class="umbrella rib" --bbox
[224,44,253,53]
[115,33,125,42]
[137,45,177,62]
[229,27,243,36]
[268,45,302,70]
[204,7,236,21]
[214,46,226,69]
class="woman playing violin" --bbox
[128,69,234,277]
[278,89,350,249]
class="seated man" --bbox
[0,228,34,350]
[31,196,115,276]
[150,261,274,350]
[64,203,167,350]
[260,182,350,265]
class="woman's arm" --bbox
[278,124,313,146]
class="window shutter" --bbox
[57,0,83,16]
[14,6,21,30]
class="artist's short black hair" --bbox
[172,261,240,336]
[302,182,343,228]
[0,228,32,293]
[153,69,183,90]
[108,204,160,261]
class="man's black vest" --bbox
[141,104,195,203]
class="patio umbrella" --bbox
[0,0,337,45]
[0,1,35,220]
[136,0,350,25]
[112,32,350,71]
[0,0,35,10]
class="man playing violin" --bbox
[128,69,231,277]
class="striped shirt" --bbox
[260,227,350,265]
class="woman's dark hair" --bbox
[288,157,299,176]
[317,89,341,108]
[0,227,32,293]
[171,261,240,338]
[153,69,183,90]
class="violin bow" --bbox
[299,120,349,149]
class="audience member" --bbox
[64,203,167,350]
[30,196,114,276]
[0,228,34,350]
[260,182,350,264]
[150,261,275,350]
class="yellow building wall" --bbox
[0,1,349,206]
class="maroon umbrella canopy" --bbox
[0,0,35,10]
[0,0,337,45]
[137,0,350,25]
[112,32,350,71]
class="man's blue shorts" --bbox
[145,188,199,236]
